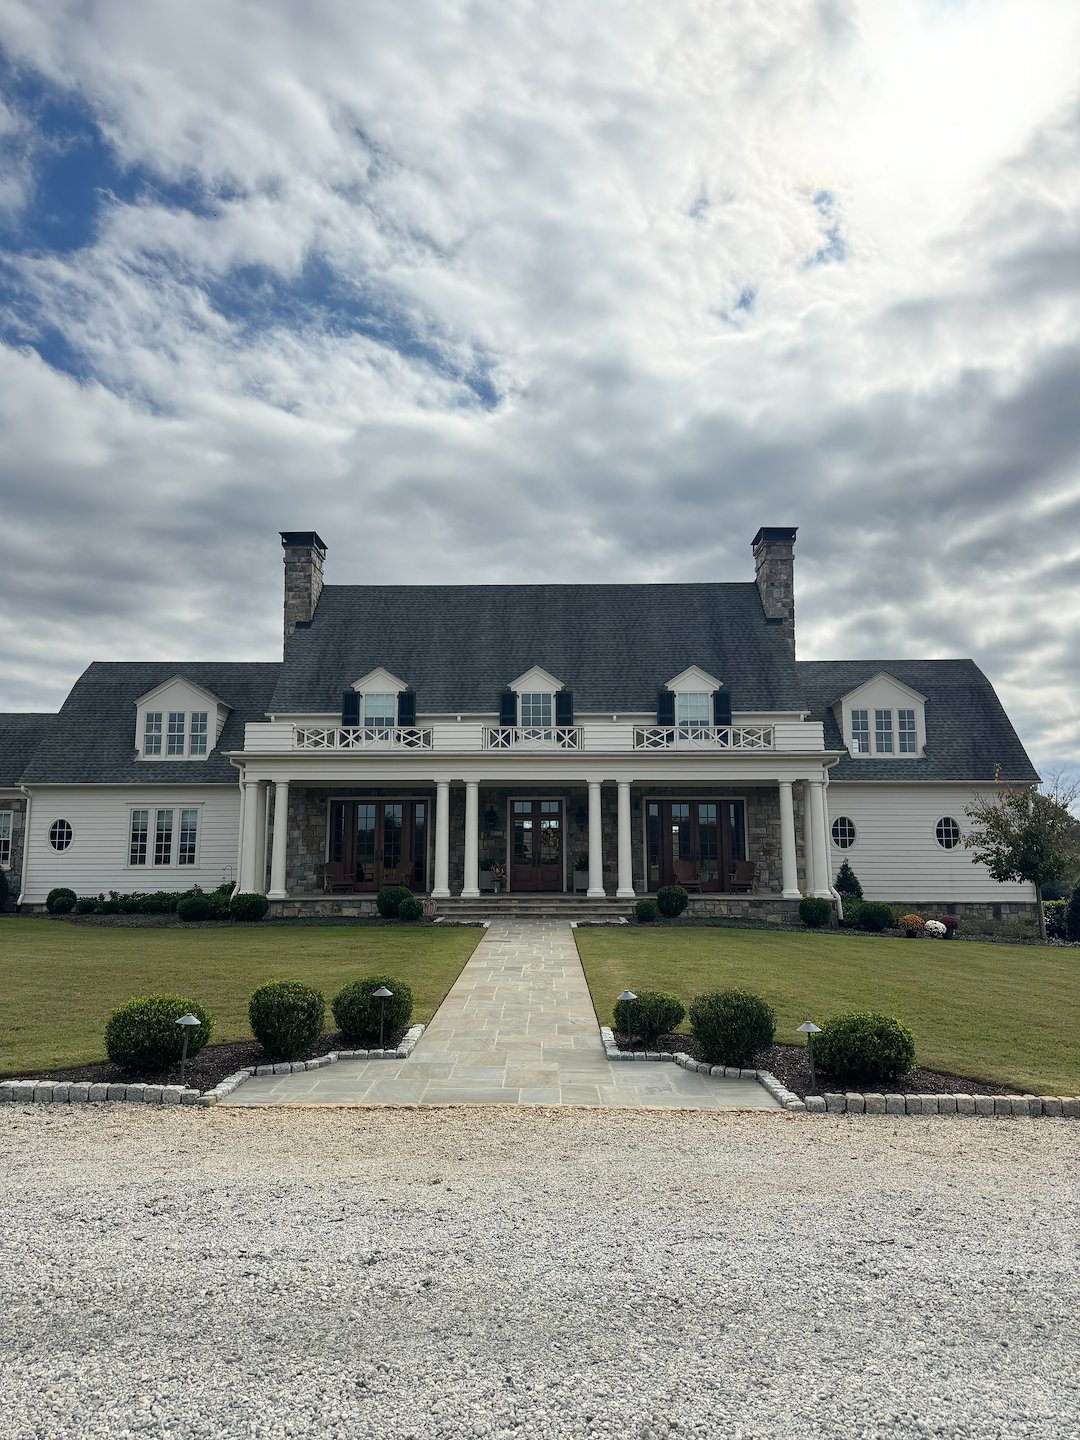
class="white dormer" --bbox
[506,667,566,727]
[135,677,229,760]
[664,666,723,725]
[834,673,927,759]
[347,668,411,727]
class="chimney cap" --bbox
[280,530,328,554]
[751,526,798,550]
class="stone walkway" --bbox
[222,921,778,1109]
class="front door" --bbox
[646,799,745,893]
[328,799,428,891]
[510,799,564,892]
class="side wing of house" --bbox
[0,713,55,903]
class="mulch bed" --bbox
[5,1028,409,1093]
[611,1034,1020,1097]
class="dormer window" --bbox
[144,712,163,755]
[137,681,224,760]
[676,692,710,726]
[342,669,413,729]
[837,675,927,759]
[874,709,893,754]
[520,693,553,727]
[851,710,870,754]
[363,693,398,728]
[898,709,917,753]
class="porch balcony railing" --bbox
[293,725,434,750]
[484,725,583,750]
[633,724,775,751]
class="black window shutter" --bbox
[499,691,518,727]
[713,690,732,727]
[555,690,574,727]
[397,690,416,727]
[341,690,360,727]
[657,689,676,726]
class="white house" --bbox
[0,526,1040,927]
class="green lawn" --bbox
[575,927,1079,1094]
[0,920,483,1074]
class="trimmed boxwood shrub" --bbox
[689,990,775,1067]
[799,896,831,928]
[50,892,76,914]
[75,896,98,914]
[99,897,122,914]
[249,980,325,1059]
[1066,884,1080,942]
[398,895,424,922]
[332,975,414,1046]
[613,989,685,1044]
[814,1012,916,1086]
[46,887,77,914]
[634,897,660,923]
[230,891,270,922]
[656,884,689,918]
[856,900,895,933]
[176,893,212,922]
[105,995,213,1071]
[376,884,414,919]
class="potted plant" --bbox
[479,858,494,893]
[491,861,506,894]
[898,913,925,939]
[942,915,959,939]
[574,856,589,893]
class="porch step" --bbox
[436,896,634,922]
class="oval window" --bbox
[935,817,961,850]
[49,819,73,852]
[831,816,857,849]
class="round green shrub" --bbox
[634,897,660,923]
[375,884,414,918]
[689,989,776,1067]
[613,989,685,1043]
[799,897,831,928]
[74,896,98,914]
[814,1012,916,1086]
[398,895,424,922]
[332,975,414,1046]
[206,890,232,920]
[99,897,121,915]
[249,980,325,1059]
[140,891,176,915]
[656,884,689,918]
[856,900,895,933]
[50,892,76,915]
[176,893,212,922]
[105,995,213,1071]
[45,887,77,914]
[834,860,863,899]
[230,891,270,922]
[1066,884,1080,942]
[838,897,862,928]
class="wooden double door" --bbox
[510,799,564,891]
[328,798,428,892]
[646,798,746,893]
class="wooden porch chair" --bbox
[323,860,353,894]
[672,859,703,893]
[730,859,757,893]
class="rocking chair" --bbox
[730,859,757,894]
[323,860,354,894]
[672,859,703,893]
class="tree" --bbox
[834,860,863,898]
[964,773,1080,942]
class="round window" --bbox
[831,816,857,849]
[49,819,73,852]
[935,817,961,850]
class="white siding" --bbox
[826,782,1036,902]
[23,786,241,903]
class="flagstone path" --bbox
[221,921,778,1109]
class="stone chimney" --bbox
[751,526,798,656]
[280,531,327,644]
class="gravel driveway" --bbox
[2,1107,1077,1440]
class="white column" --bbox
[587,780,605,898]
[616,781,634,898]
[233,780,247,893]
[807,780,831,898]
[239,778,260,892]
[778,780,800,899]
[267,780,290,899]
[432,780,451,898]
[462,780,480,897]
[253,781,269,894]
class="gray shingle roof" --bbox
[19,663,281,785]
[0,714,54,786]
[797,660,1039,783]
[270,583,806,713]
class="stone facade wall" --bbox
[886,899,1040,935]
[752,531,796,654]
[1,797,27,908]
[284,785,435,895]
[281,535,326,640]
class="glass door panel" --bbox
[330,799,428,893]
[697,803,720,888]
[511,800,563,890]
[648,798,746,893]
[355,804,377,886]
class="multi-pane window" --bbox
[0,809,12,867]
[154,809,174,865]
[520,693,552,727]
[850,710,870,753]
[898,709,917,753]
[129,809,149,866]
[874,710,893,753]
[167,712,186,755]
[189,712,209,755]
[49,819,73,852]
[936,816,961,850]
[131,807,200,866]
[831,816,857,849]
[144,712,163,755]
[178,809,199,865]
[363,693,397,728]
[676,692,710,726]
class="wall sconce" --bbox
[484,806,499,832]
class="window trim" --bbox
[935,816,962,850]
[363,692,399,729]
[519,692,554,728]
[830,816,857,849]
[139,708,213,760]
[128,804,202,868]
[49,819,74,853]
[675,691,711,726]
[0,807,12,868]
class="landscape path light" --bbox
[372,986,393,1050]
[176,1013,201,1087]
[797,1021,822,1090]
[617,990,637,1054]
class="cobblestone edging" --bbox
[597,1029,1080,1118]
[0,1025,427,1109]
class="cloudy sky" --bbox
[1,0,1078,777]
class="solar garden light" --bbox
[797,1021,822,1090]
[176,1013,201,1086]
[373,986,393,1050]
[617,990,637,1053]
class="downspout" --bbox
[230,758,244,898]
[17,785,32,909]
[822,763,843,924]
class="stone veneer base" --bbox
[597,1029,1079,1118]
